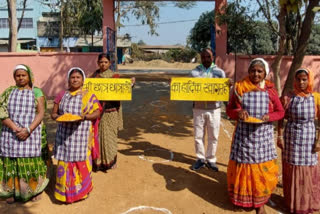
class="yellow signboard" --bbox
[170,77,229,101]
[83,78,132,101]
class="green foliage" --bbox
[249,22,278,55]
[60,1,81,37]
[306,24,320,54]
[78,0,103,36]
[48,0,102,38]
[137,40,146,45]
[188,10,215,52]
[163,48,197,63]
[131,43,145,60]
[279,0,306,13]
[188,2,278,55]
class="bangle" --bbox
[277,136,283,139]
[26,127,31,134]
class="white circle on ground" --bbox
[121,206,172,214]
[139,148,174,163]
[150,100,168,107]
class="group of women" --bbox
[0,54,318,214]
[0,53,121,204]
[227,58,320,214]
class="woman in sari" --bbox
[0,64,49,203]
[277,68,320,214]
[51,67,101,203]
[226,58,284,214]
[90,53,124,172]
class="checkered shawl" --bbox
[54,92,90,162]
[0,89,41,157]
[230,91,277,163]
[283,95,318,166]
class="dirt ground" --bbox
[0,70,299,214]
[118,59,196,70]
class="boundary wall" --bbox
[0,52,319,97]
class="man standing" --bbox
[190,48,226,171]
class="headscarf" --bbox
[293,68,314,97]
[234,58,273,102]
[13,64,34,87]
[249,58,270,76]
[67,67,86,81]
[0,65,44,120]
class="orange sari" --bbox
[227,77,279,208]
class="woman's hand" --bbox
[13,126,22,133]
[81,109,100,121]
[16,128,30,141]
[277,137,284,150]
[238,110,249,120]
[312,140,320,153]
[261,114,270,122]
[228,78,234,87]
[131,77,136,87]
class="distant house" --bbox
[37,11,104,52]
[138,45,184,54]
[0,0,53,52]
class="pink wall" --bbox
[0,52,100,97]
[0,53,319,98]
[220,54,320,92]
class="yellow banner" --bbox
[170,77,229,101]
[83,78,132,101]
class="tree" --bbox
[281,0,320,94]
[188,3,277,54]
[45,0,103,51]
[231,0,320,94]
[137,40,146,45]
[188,10,214,52]
[116,1,196,36]
[307,24,320,54]
[114,1,195,69]
[7,0,27,52]
[78,0,102,46]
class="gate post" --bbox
[102,0,116,53]
[215,0,227,67]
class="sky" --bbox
[118,2,215,46]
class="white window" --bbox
[18,18,33,28]
[0,18,8,28]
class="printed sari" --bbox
[54,89,101,203]
[0,66,49,201]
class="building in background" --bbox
[0,0,54,51]
[37,11,103,52]
[138,45,184,54]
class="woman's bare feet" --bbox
[111,163,117,169]
[6,197,15,204]
[32,193,42,202]
[255,206,266,214]
[313,143,320,153]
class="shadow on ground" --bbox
[119,81,194,141]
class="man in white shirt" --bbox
[190,48,226,171]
